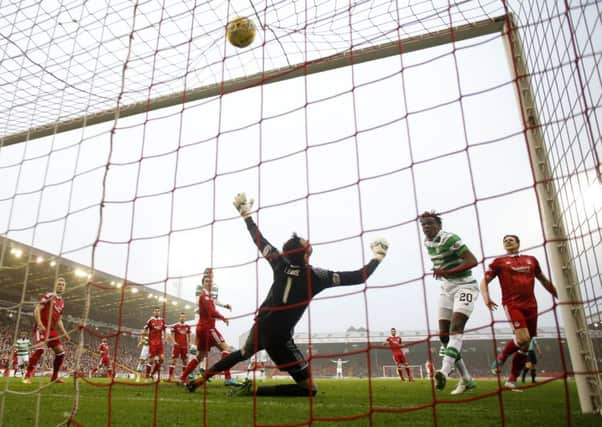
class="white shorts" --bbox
[438,276,479,319]
[17,355,29,366]
[139,345,149,361]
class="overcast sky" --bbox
[1,1,598,347]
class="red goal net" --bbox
[0,1,600,425]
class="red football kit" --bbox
[144,317,166,358]
[99,343,110,365]
[386,335,407,364]
[196,289,226,352]
[485,254,542,336]
[34,292,65,348]
[171,322,191,361]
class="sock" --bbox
[405,367,412,380]
[455,358,472,382]
[168,365,175,379]
[256,383,317,397]
[26,349,44,378]
[521,367,528,382]
[145,364,152,378]
[441,345,461,377]
[500,338,520,362]
[51,352,65,381]
[206,350,246,380]
[531,369,536,383]
[448,335,463,353]
[441,355,455,377]
[222,351,232,380]
[440,335,449,350]
[440,334,463,377]
[509,351,528,382]
[151,360,162,377]
[397,367,404,381]
[181,358,199,381]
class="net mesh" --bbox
[0,0,600,425]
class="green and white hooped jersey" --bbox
[424,230,474,282]
[16,338,31,357]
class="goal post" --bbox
[0,15,506,148]
[502,14,602,414]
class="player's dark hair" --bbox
[282,233,306,266]
[419,211,442,225]
[503,234,520,243]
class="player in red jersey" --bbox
[384,328,413,382]
[11,349,18,376]
[481,234,557,388]
[180,268,239,386]
[167,312,191,381]
[1,354,9,377]
[23,276,70,384]
[90,338,112,378]
[144,307,166,381]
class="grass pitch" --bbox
[1,376,599,426]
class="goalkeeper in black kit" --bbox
[187,192,389,397]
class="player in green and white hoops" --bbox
[15,331,32,377]
[419,211,478,395]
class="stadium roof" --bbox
[0,235,194,330]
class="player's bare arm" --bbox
[434,249,478,279]
[57,319,70,341]
[33,302,45,331]
[480,276,498,311]
[535,270,558,299]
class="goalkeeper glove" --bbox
[233,193,254,218]
[370,238,389,262]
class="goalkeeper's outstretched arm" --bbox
[233,193,282,269]
[319,238,389,287]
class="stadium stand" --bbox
[292,327,602,380]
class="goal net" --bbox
[0,0,600,426]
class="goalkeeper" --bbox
[187,192,388,397]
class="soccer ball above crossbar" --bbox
[226,17,256,48]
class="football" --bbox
[226,17,256,48]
